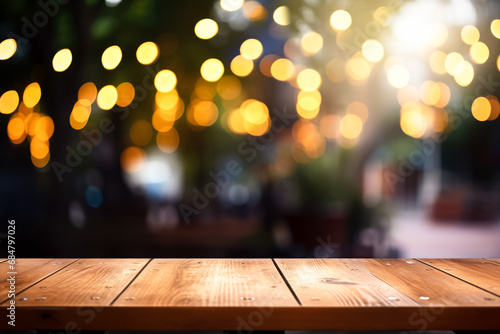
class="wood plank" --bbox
[3,259,149,307]
[352,258,500,306]
[274,258,418,306]
[0,259,76,303]
[419,258,500,296]
[113,259,297,306]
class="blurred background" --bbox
[1,0,500,259]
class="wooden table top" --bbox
[1,258,499,331]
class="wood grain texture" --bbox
[3,259,149,307]
[0,259,76,303]
[114,259,297,306]
[486,258,500,264]
[4,258,500,331]
[419,258,500,296]
[274,258,418,306]
[352,258,500,306]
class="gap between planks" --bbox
[0,259,79,304]
[415,258,500,298]
[109,258,153,306]
[271,258,302,306]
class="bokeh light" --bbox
[242,1,267,22]
[330,10,352,31]
[130,120,153,146]
[23,82,41,108]
[301,32,323,55]
[362,40,384,62]
[52,48,72,72]
[116,82,135,107]
[429,51,447,75]
[101,45,122,70]
[194,19,219,40]
[400,103,427,138]
[194,80,216,100]
[242,100,270,136]
[471,96,491,122]
[270,58,295,81]
[193,101,218,126]
[34,115,54,141]
[259,54,279,77]
[469,42,489,64]
[78,82,98,105]
[136,41,159,65]
[293,120,326,159]
[26,112,41,136]
[230,55,254,77]
[240,39,263,60]
[432,109,449,133]
[420,81,440,106]
[487,96,500,121]
[445,52,464,76]
[339,114,363,139]
[346,55,371,81]
[31,151,50,168]
[0,38,17,60]
[156,89,179,110]
[30,139,50,169]
[72,104,91,123]
[241,99,268,122]
[7,114,26,144]
[273,6,290,26]
[491,19,500,39]
[297,68,322,91]
[154,70,177,92]
[217,76,241,100]
[97,85,118,110]
[435,82,451,108]
[454,61,474,87]
[220,0,243,12]
[228,108,246,134]
[461,25,479,45]
[121,146,146,173]
[320,114,340,139]
[30,137,49,160]
[70,103,90,130]
[152,108,174,132]
[157,128,180,153]
[0,90,19,114]
[297,90,321,120]
[346,102,369,123]
[201,58,224,82]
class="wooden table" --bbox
[1,258,499,331]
